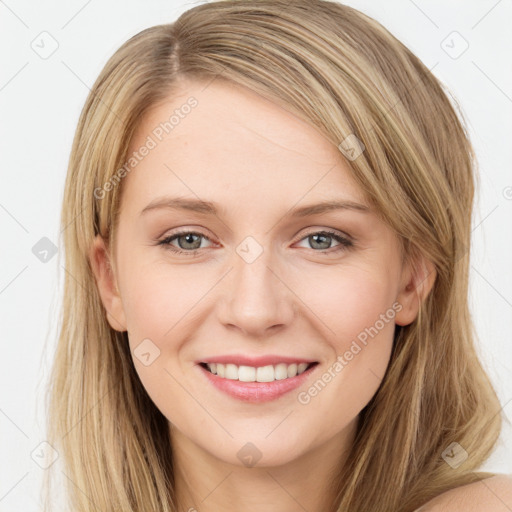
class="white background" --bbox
[1,0,511,510]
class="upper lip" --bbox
[197,354,318,367]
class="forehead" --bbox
[121,78,367,214]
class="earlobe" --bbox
[394,253,436,327]
[88,234,127,332]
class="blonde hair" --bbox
[44,1,502,510]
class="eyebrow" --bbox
[140,196,370,217]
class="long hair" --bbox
[43,1,502,510]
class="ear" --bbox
[394,251,437,327]
[88,234,127,332]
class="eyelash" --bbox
[157,229,354,257]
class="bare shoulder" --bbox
[418,474,512,511]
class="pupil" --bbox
[180,233,200,249]
[311,234,330,249]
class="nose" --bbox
[217,247,296,338]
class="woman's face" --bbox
[91,78,426,468]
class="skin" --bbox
[418,474,512,511]
[90,77,437,512]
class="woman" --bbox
[44,0,512,510]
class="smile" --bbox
[200,362,317,382]
[198,360,319,403]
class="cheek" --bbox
[292,263,398,419]
[118,262,210,413]
[295,260,398,346]
[327,265,398,377]
[120,260,208,340]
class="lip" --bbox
[197,361,319,403]
[196,354,317,367]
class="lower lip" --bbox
[198,364,317,403]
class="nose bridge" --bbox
[219,236,295,335]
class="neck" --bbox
[170,419,357,512]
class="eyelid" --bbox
[158,229,216,248]
[158,226,353,243]
[293,226,354,244]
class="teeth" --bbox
[287,363,297,377]
[274,363,288,380]
[257,365,274,382]
[205,362,313,382]
[298,363,308,374]
[239,365,256,382]
[225,363,238,380]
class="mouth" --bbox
[199,361,319,382]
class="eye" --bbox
[157,230,214,256]
[294,230,353,254]
[157,228,353,256]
